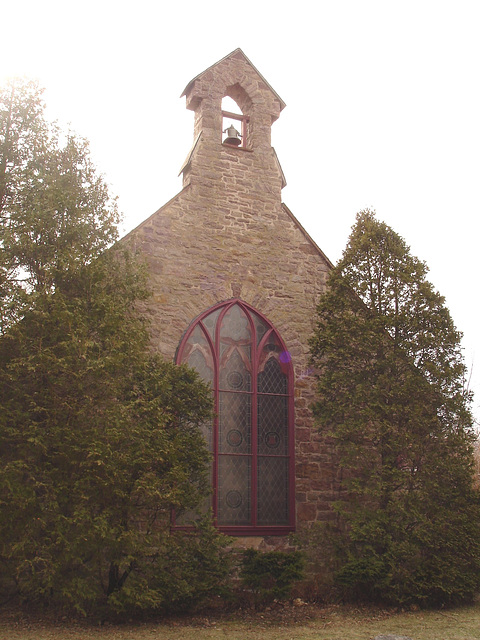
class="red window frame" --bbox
[175,299,295,536]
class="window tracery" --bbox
[176,300,295,534]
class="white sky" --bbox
[2,0,479,424]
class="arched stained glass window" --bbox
[176,300,295,535]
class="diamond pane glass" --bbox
[258,357,287,394]
[252,311,269,345]
[257,457,289,525]
[185,326,213,385]
[203,308,221,345]
[257,395,288,455]
[219,392,251,454]
[220,304,251,342]
[218,455,251,525]
[219,348,251,391]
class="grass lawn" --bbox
[0,601,479,640]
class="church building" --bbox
[125,49,337,547]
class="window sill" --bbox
[222,143,253,152]
[173,524,295,537]
[218,525,295,536]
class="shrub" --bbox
[105,517,234,617]
[240,549,304,606]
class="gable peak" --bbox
[181,48,286,113]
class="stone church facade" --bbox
[125,49,338,548]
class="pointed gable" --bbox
[181,48,286,120]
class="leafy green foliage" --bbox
[0,244,231,615]
[240,549,304,605]
[0,78,119,333]
[310,209,480,606]
[0,79,231,616]
[105,516,234,616]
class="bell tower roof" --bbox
[181,48,286,118]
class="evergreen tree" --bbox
[0,78,119,332]
[310,209,480,606]
[0,80,231,615]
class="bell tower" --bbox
[179,49,286,204]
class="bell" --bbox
[223,124,242,146]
